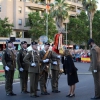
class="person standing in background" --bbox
[17,41,29,93]
[88,39,100,99]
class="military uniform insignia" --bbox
[2,52,5,54]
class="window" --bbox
[25,18,29,26]
[26,0,30,2]
[18,19,22,25]
[18,7,22,13]
[0,5,1,12]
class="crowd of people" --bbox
[1,40,79,98]
[1,38,100,99]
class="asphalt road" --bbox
[0,62,96,100]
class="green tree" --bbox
[27,12,57,41]
[42,13,58,41]
[82,0,97,38]
[0,18,13,37]
[50,0,69,33]
[92,10,100,46]
[67,11,89,46]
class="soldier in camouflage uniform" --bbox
[39,42,51,95]
[23,42,40,98]
[2,40,16,96]
[17,41,29,93]
[88,39,100,99]
[51,50,61,93]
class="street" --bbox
[0,62,95,100]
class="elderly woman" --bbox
[63,49,79,98]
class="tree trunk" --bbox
[56,17,63,33]
[90,14,92,39]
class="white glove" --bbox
[57,55,61,59]
[31,63,36,67]
[14,68,16,71]
[5,66,10,71]
[94,70,97,73]
[46,59,49,62]
[19,67,24,72]
[43,59,49,63]
[53,61,57,65]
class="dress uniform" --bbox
[51,51,61,93]
[39,42,51,95]
[23,42,40,97]
[2,40,16,96]
[17,41,29,93]
[88,39,100,99]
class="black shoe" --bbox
[91,96,100,99]
[21,91,30,93]
[31,95,40,98]
[52,90,60,93]
[11,92,17,96]
[66,94,70,97]
[36,89,40,91]
[69,94,75,97]
[35,95,40,97]
[6,93,12,96]
[41,92,50,95]
[24,91,30,93]
[46,92,50,95]
[6,92,16,96]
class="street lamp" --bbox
[46,4,50,38]
[66,23,67,45]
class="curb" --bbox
[0,79,20,85]
[78,73,92,75]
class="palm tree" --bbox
[82,0,97,38]
[50,0,69,33]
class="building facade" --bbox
[0,0,83,38]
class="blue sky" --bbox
[97,0,100,10]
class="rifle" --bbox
[39,50,52,80]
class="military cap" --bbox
[88,38,94,45]
[6,40,12,44]
[21,41,27,44]
[31,41,38,45]
[44,42,50,46]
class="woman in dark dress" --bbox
[63,49,79,97]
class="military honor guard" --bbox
[23,41,40,98]
[39,42,51,95]
[17,41,29,93]
[2,40,16,96]
[88,39,100,99]
[51,50,61,93]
